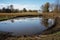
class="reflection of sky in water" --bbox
[0,17,55,36]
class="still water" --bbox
[0,17,55,36]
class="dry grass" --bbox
[4,32,60,40]
[0,12,60,21]
[0,12,38,17]
[42,13,59,19]
[0,12,59,18]
[0,12,38,20]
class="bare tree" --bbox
[41,2,50,13]
[10,5,14,11]
[53,0,60,13]
[2,7,6,13]
[23,8,27,12]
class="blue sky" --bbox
[0,0,55,10]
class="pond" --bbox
[0,17,55,36]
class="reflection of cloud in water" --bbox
[48,19,55,27]
[41,18,55,27]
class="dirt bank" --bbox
[41,17,60,34]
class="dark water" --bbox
[0,17,55,36]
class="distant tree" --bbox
[4,6,11,13]
[32,10,37,12]
[0,9,2,13]
[2,7,6,13]
[23,8,27,12]
[49,4,55,12]
[28,10,32,12]
[41,2,50,12]
[52,0,60,13]
[45,2,50,12]
[59,5,60,13]
[53,5,58,13]
[10,5,13,10]
[5,9,11,13]
[0,5,21,13]
[9,5,14,12]
[41,5,45,12]
[19,10,23,13]
[14,9,19,13]
[53,4,60,13]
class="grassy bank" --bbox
[41,17,60,35]
[0,12,58,21]
[0,12,39,21]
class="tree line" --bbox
[0,5,27,13]
[0,5,37,13]
[41,2,60,13]
[0,2,60,13]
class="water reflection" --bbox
[42,19,48,27]
[0,17,55,36]
[11,19,15,23]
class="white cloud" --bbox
[0,4,39,10]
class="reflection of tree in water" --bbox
[11,19,14,23]
[42,18,48,27]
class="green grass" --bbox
[52,31,60,35]
[0,17,8,21]
[0,16,14,21]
